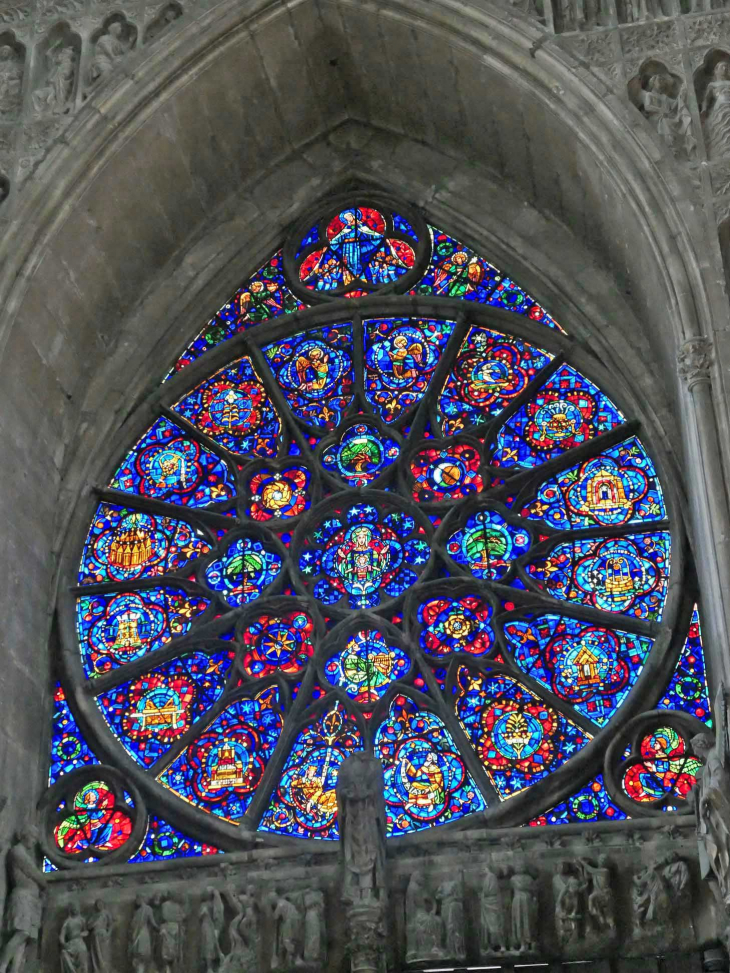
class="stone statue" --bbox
[480,863,505,954]
[89,901,113,973]
[87,23,132,88]
[692,692,730,909]
[157,895,185,973]
[405,874,443,963]
[32,43,76,116]
[510,870,537,953]
[130,896,157,973]
[270,889,302,971]
[302,889,325,965]
[638,73,695,160]
[60,904,89,973]
[580,856,615,935]
[632,862,671,934]
[207,888,225,961]
[337,753,386,905]
[437,876,465,960]
[554,863,585,945]
[220,888,245,973]
[199,901,221,973]
[145,4,182,45]
[0,828,47,973]
[0,46,22,118]
[662,851,690,907]
[704,62,730,160]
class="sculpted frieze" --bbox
[620,19,680,56]
[685,11,730,47]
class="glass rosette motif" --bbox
[66,202,699,856]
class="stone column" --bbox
[336,753,387,973]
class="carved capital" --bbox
[678,337,714,389]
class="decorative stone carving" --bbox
[145,3,183,45]
[199,900,221,973]
[0,173,9,207]
[86,17,136,91]
[480,862,505,954]
[582,856,616,935]
[437,875,465,960]
[130,895,157,973]
[629,64,696,159]
[302,889,325,966]
[677,336,714,387]
[0,38,23,120]
[157,895,184,973]
[620,20,679,55]
[0,8,31,26]
[686,12,730,47]
[554,861,586,946]
[60,904,89,973]
[405,873,443,964]
[270,890,302,971]
[0,828,47,973]
[508,868,537,953]
[88,901,113,973]
[702,58,730,158]
[32,29,77,117]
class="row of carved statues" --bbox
[0,5,183,123]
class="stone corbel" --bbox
[678,336,714,390]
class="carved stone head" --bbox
[715,60,730,81]
[691,731,715,758]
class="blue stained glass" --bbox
[204,534,282,607]
[296,225,320,258]
[258,701,363,839]
[491,364,625,470]
[50,684,98,784]
[658,606,711,724]
[520,437,666,530]
[503,615,653,726]
[455,666,591,799]
[96,650,235,767]
[487,279,562,331]
[78,504,211,585]
[264,325,354,428]
[128,814,223,862]
[529,774,626,825]
[160,687,283,822]
[324,629,410,702]
[109,416,236,508]
[438,327,552,435]
[364,318,456,423]
[446,508,532,581]
[321,422,400,487]
[525,532,671,620]
[76,587,210,677]
[169,251,304,376]
[376,695,486,835]
[393,213,417,240]
[172,357,281,456]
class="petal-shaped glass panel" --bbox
[376,695,486,835]
[323,629,410,703]
[417,593,496,660]
[78,504,210,585]
[446,508,532,581]
[76,587,210,678]
[204,534,282,608]
[241,608,316,679]
[96,649,235,767]
[455,666,591,798]
[503,615,653,726]
[159,687,283,822]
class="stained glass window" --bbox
[50,193,709,864]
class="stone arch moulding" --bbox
[2,0,730,822]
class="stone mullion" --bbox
[416,310,469,439]
[159,403,242,470]
[414,654,502,806]
[93,485,233,532]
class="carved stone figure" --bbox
[693,696,730,910]
[32,43,75,116]
[480,863,504,954]
[704,61,730,160]
[0,828,47,973]
[145,3,182,45]
[437,876,465,960]
[207,888,224,960]
[662,851,690,907]
[302,889,325,966]
[554,863,585,945]
[405,873,443,963]
[199,901,221,973]
[157,895,184,973]
[337,753,386,905]
[130,896,157,973]
[270,890,302,971]
[347,903,383,973]
[60,904,89,973]
[87,22,133,88]
[637,73,695,159]
[89,901,113,973]
[0,45,22,118]
[632,862,671,933]
[510,870,537,953]
[580,856,615,935]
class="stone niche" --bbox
[40,816,715,973]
